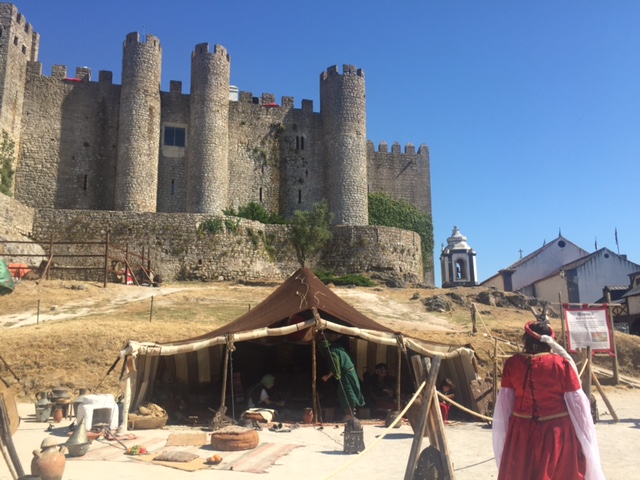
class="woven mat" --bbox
[166,432,209,446]
[134,453,210,472]
[228,442,303,474]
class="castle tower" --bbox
[440,226,478,288]
[114,32,162,212]
[187,43,230,214]
[320,65,368,225]
[0,4,39,159]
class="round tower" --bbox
[320,65,368,225]
[115,32,162,212]
[187,43,230,214]
[440,226,478,288]
[0,4,39,159]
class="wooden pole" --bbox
[493,337,498,408]
[312,328,320,423]
[396,342,402,411]
[219,342,230,409]
[583,346,592,400]
[404,355,441,480]
[559,292,567,349]
[103,231,110,288]
[471,303,478,334]
[590,370,619,422]
[0,395,24,479]
[149,296,154,322]
[605,292,620,385]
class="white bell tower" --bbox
[440,226,478,288]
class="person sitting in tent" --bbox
[362,363,397,415]
[248,374,285,409]
[438,377,456,424]
[318,336,365,422]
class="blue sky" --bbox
[17,1,640,285]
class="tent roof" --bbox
[167,268,393,347]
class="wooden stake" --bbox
[591,370,619,422]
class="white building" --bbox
[440,226,478,288]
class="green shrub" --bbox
[226,202,285,224]
[0,131,15,196]
[315,270,376,287]
[197,218,223,235]
[368,192,433,273]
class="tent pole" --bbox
[396,342,402,411]
[119,374,132,434]
[312,327,319,422]
[220,340,230,410]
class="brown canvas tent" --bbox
[120,268,482,430]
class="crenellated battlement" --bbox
[320,64,365,81]
[123,32,161,51]
[367,140,429,155]
[192,43,230,62]
[235,91,314,111]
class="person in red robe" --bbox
[492,321,605,480]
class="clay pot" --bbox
[303,407,314,424]
[31,437,67,480]
[52,407,63,423]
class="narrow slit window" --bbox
[298,189,302,203]
[259,187,263,202]
[300,136,304,150]
[170,179,175,195]
[83,175,88,190]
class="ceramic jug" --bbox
[31,437,66,480]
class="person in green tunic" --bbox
[318,337,365,421]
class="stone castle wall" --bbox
[1,4,433,282]
[0,192,34,236]
[27,208,423,284]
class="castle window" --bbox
[170,179,175,195]
[83,175,88,190]
[296,136,305,150]
[259,187,263,202]
[163,126,185,147]
[301,136,305,150]
[22,45,26,54]
[298,189,302,203]
[13,36,18,46]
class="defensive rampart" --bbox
[27,208,423,284]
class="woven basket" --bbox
[128,411,168,430]
[210,425,259,451]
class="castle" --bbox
[0,3,433,283]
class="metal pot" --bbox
[49,387,71,403]
[34,391,52,422]
[72,388,90,417]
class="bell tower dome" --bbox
[440,226,478,288]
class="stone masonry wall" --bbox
[0,192,34,236]
[29,208,424,284]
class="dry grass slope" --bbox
[1,279,639,402]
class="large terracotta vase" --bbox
[303,407,314,424]
[31,437,67,480]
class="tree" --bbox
[288,200,334,268]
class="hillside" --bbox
[1,278,639,403]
